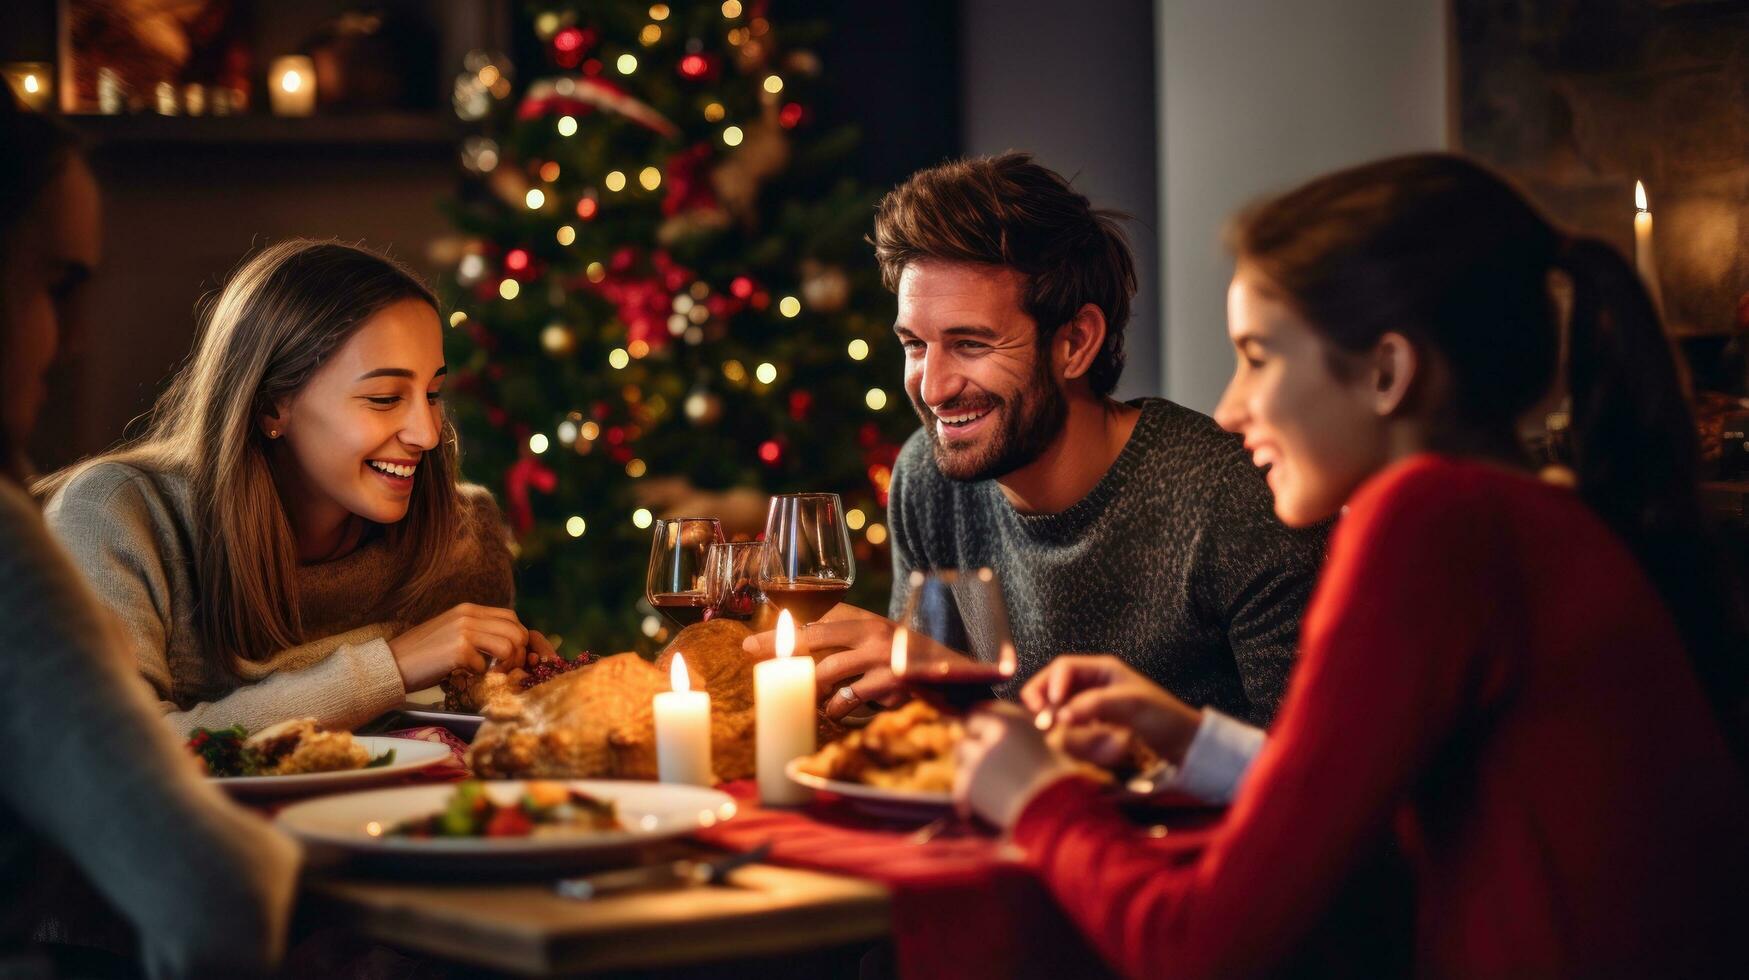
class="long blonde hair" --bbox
[37,239,463,671]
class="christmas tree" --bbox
[439,1,912,655]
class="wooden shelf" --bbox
[62,112,459,148]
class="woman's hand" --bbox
[388,603,531,692]
[1021,655,1203,766]
[954,703,1079,830]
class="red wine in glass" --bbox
[893,568,1018,712]
[650,591,712,628]
[761,577,850,626]
[702,540,766,622]
[898,661,1014,712]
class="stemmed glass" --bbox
[701,540,767,623]
[760,493,854,626]
[645,517,725,629]
[892,567,1017,710]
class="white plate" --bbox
[211,736,453,798]
[785,758,952,816]
[276,780,738,863]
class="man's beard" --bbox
[915,354,1068,483]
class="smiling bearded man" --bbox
[746,154,1326,738]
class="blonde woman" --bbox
[40,239,542,735]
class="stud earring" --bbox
[268,429,279,438]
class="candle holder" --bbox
[1,62,53,112]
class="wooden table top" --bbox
[304,851,892,976]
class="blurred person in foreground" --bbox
[0,97,297,977]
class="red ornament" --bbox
[758,440,783,465]
[553,27,587,52]
[606,426,626,446]
[582,58,602,77]
[730,276,754,299]
[788,390,813,421]
[661,143,719,217]
[779,102,805,128]
[505,248,530,273]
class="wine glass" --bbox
[760,493,854,625]
[646,517,725,629]
[892,567,1017,710]
[701,540,767,623]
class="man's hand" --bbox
[743,603,905,721]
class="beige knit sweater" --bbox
[43,461,515,735]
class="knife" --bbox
[554,841,773,900]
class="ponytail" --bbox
[1557,237,1749,731]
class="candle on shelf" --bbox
[2,63,53,112]
[654,653,712,786]
[754,609,816,805]
[1633,180,1664,313]
[269,56,316,117]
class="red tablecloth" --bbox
[695,780,1126,980]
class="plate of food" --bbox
[787,700,959,816]
[187,719,453,797]
[275,779,738,865]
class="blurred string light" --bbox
[722,125,744,147]
[499,279,520,300]
[586,261,606,282]
[640,25,662,46]
[460,136,498,174]
[534,12,561,37]
[865,388,888,410]
[628,339,651,359]
[448,311,468,327]
[639,166,662,190]
[626,458,648,477]
[505,248,530,272]
[458,253,486,283]
[556,225,576,245]
[605,170,627,192]
[566,516,587,537]
[763,75,783,94]
[633,508,654,529]
[704,102,725,122]
[617,54,639,74]
[609,348,630,369]
[580,421,601,441]
[557,114,578,137]
[649,4,670,21]
[778,295,801,317]
[525,188,546,209]
[576,197,599,219]
[539,161,561,182]
[529,433,550,454]
[722,0,743,17]
[557,420,579,443]
[755,362,778,385]
[847,339,869,360]
[846,508,866,530]
[723,359,747,382]
[866,523,888,545]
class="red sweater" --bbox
[1014,455,1748,978]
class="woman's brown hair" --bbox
[37,240,463,672]
[1230,153,1748,731]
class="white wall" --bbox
[1158,0,1449,412]
[961,0,1161,399]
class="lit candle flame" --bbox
[1635,180,1648,213]
[774,608,795,659]
[23,74,39,94]
[281,71,302,93]
[672,653,690,693]
[891,626,908,676]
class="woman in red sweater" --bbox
[955,154,1749,977]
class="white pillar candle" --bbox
[654,654,712,786]
[269,56,316,117]
[755,609,816,805]
[1633,180,1663,314]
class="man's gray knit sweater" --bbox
[887,398,1326,725]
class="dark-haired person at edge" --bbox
[955,154,1749,977]
[0,99,297,976]
[748,156,1325,781]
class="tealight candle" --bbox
[654,653,711,785]
[269,56,316,117]
[755,609,816,804]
